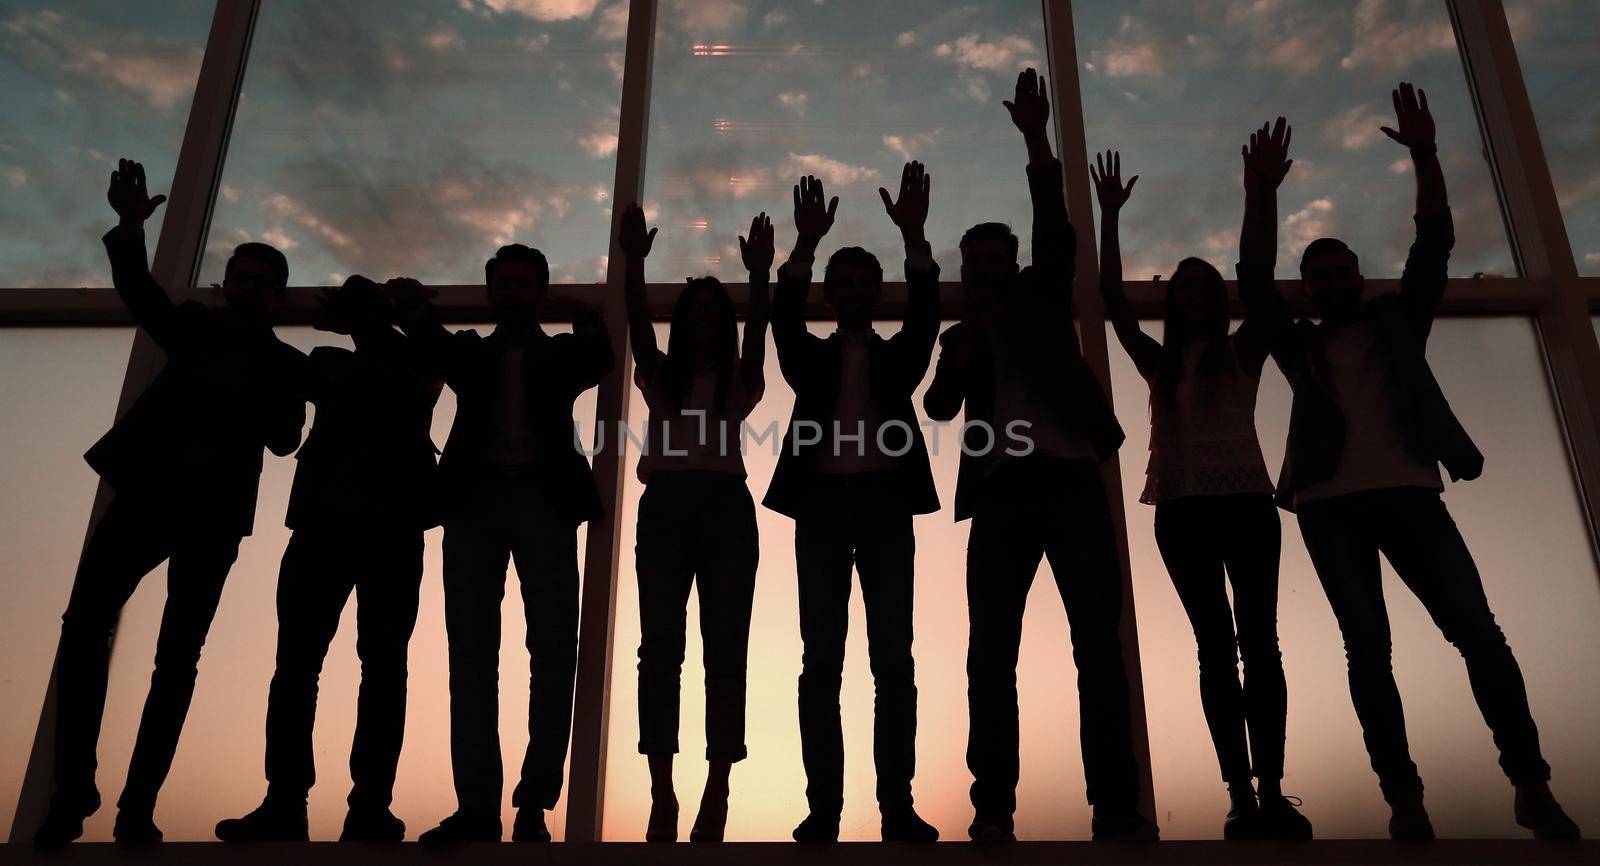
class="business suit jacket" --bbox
[923,158,1124,522]
[86,227,305,538]
[402,307,613,526]
[1272,210,1480,511]
[285,327,444,531]
[761,255,942,518]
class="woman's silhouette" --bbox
[618,204,770,842]
[1094,121,1312,840]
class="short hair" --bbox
[230,242,289,292]
[823,246,882,294]
[1300,237,1359,277]
[485,243,550,290]
[960,222,1020,261]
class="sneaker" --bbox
[340,807,406,843]
[646,791,678,842]
[1223,792,1261,841]
[1258,795,1313,841]
[1388,796,1435,843]
[418,810,501,845]
[511,808,551,842]
[33,792,99,848]
[112,809,164,845]
[215,799,309,843]
[967,815,1016,844]
[791,812,840,843]
[881,806,939,843]
[1515,783,1581,841]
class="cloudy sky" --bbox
[0,0,1595,289]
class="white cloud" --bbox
[1283,198,1336,255]
[896,31,916,48]
[597,2,629,40]
[883,131,938,161]
[680,0,747,31]
[936,33,1038,74]
[1102,41,1164,77]
[2,10,203,112]
[6,166,29,187]
[422,27,465,51]
[785,152,878,187]
[220,185,240,203]
[578,131,620,157]
[1339,0,1456,70]
[467,0,603,21]
[1324,103,1387,151]
[777,91,808,115]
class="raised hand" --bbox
[384,276,437,312]
[107,158,168,225]
[1380,82,1436,151]
[1089,149,1138,213]
[619,203,658,260]
[793,174,839,249]
[1003,67,1050,139]
[740,211,774,274]
[878,161,931,243]
[1242,116,1294,190]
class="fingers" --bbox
[148,194,167,212]
[1417,87,1429,116]
[793,182,801,211]
[1379,126,1403,144]
[1126,175,1139,195]
[826,196,839,219]
[879,187,895,213]
[647,227,658,243]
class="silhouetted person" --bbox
[923,69,1152,843]
[34,159,306,847]
[765,164,941,844]
[1275,83,1579,842]
[619,205,770,843]
[1095,122,1311,840]
[214,276,443,844]
[389,247,613,844]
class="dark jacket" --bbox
[86,227,305,538]
[402,307,613,526]
[924,158,1124,522]
[1272,210,1480,511]
[761,255,941,518]
[285,328,444,531]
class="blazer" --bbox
[761,254,941,518]
[1271,210,1481,511]
[403,306,613,526]
[285,328,444,532]
[924,158,1124,522]
[86,227,305,538]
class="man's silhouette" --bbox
[1094,122,1311,840]
[619,205,771,843]
[389,247,612,844]
[214,277,443,844]
[764,163,941,843]
[923,69,1153,843]
[34,159,306,847]
[1274,82,1580,842]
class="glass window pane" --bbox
[1074,0,1513,279]
[602,322,1096,841]
[0,326,133,840]
[643,0,1054,282]
[1109,317,1600,838]
[1506,0,1600,275]
[0,2,211,288]
[202,0,628,286]
[66,325,593,841]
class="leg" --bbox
[1221,495,1287,790]
[1297,496,1422,803]
[964,486,1043,832]
[1375,492,1549,787]
[509,492,581,814]
[50,495,171,815]
[118,530,241,814]
[1154,498,1251,789]
[347,529,424,812]
[1043,469,1141,825]
[634,483,696,763]
[793,497,855,822]
[441,518,510,816]
[853,506,918,813]
[264,530,354,804]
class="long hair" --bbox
[660,276,738,412]
[1154,257,1232,404]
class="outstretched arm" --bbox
[739,211,773,399]
[772,175,838,384]
[880,161,941,385]
[1005,68,1075,286]
[1234,117,1294,375]
[618,203,663,382]
[103,159,186,352]
[1089,149,1159,380]
[1380,81,1454,337]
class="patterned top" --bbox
[1140,340,1274,504]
